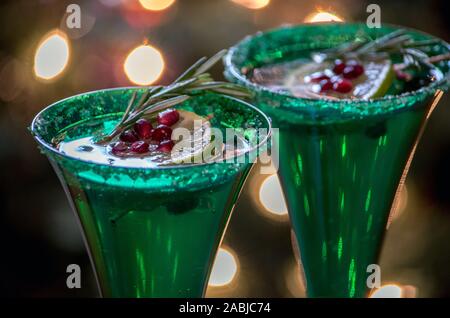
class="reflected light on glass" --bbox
[231,0,270,10]
[139,0,175,11]
[259,174,288,218]
[304,11,344,23]
[208,247,238,287]
[285,261,306,297]
[124,45,164,85]
[34,30,70,80]
[387,185,409,229]
[0,58,26,102]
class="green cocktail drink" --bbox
[31,88,270,297]
[225,23,449,297]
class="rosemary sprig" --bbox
[395,52,450,71]
[96,50,252,144]
[311,29,449,71]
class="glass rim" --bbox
[30,86,272,171]
[224,22,450,116]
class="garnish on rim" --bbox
[95,50,252,144]
[286,29,449,100]
[312,29,449,69]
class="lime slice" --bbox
[167,110,221,164]
[353,59,394,99]
[284,59,394,100]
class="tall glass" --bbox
[31,88,271,297]
[225,23,449,297]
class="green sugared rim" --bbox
[224,22,450,122]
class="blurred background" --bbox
[0,0,449,298]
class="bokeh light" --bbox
[370,284,417,298]
[139,0,176,11]
[304,11,344,23]
[231,0,270,10]
[209,247,238,287]
[124,44,165,85]
[370,284,403,298]
[34,30,70,80]
[259,175,288,219]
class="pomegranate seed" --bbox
[395,69,412,81]
[319,79,333,92]
[130,141,149,154]
[111,141,128,155]
[353,64,365,76]
[119,130,138,143]
[134,119,152,139]
[343,64,364,79]
[152,125,172,142]
[157,109,180,126]
[310,73,330,83]
[157,140,175,153]
[333,79,353,93]
[333,60,346,74]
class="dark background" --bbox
[0,0,449,297]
